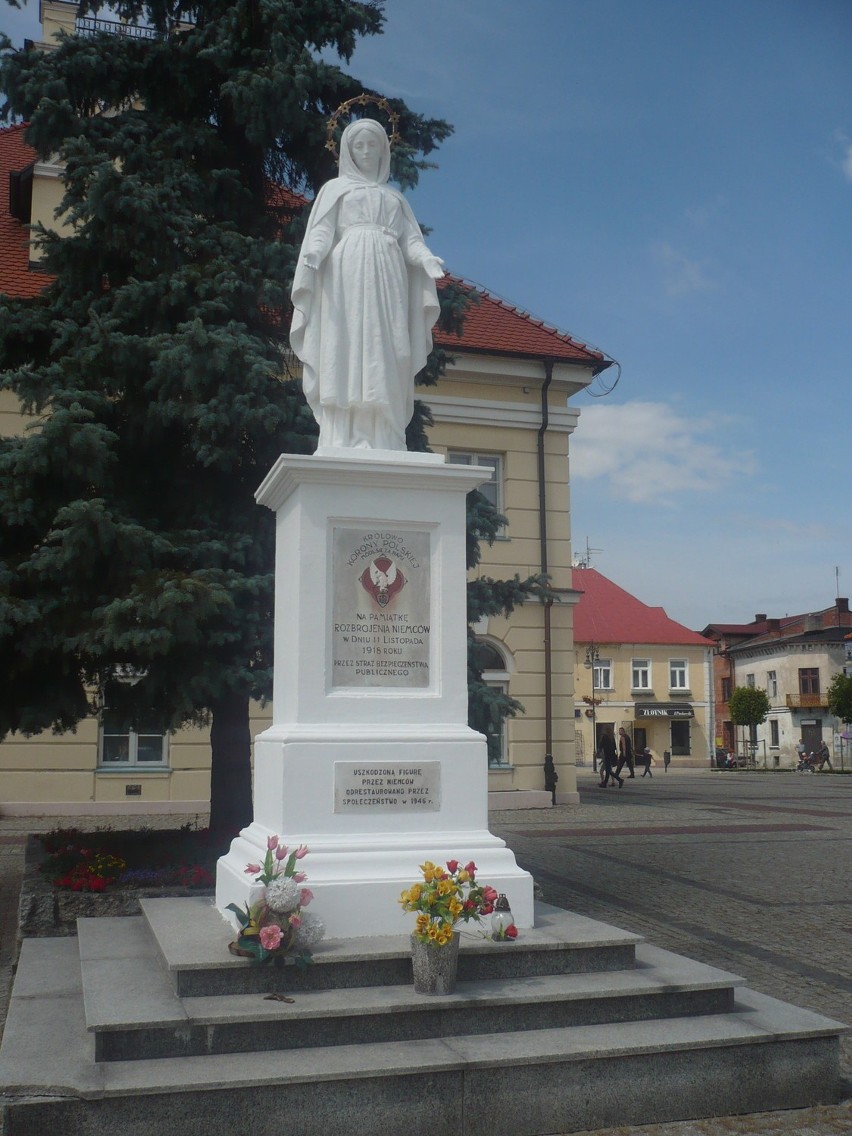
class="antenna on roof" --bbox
[574,537,603,569]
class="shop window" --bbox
[671,719,690,756]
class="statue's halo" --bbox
[325,93,401,160]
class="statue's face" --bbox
[349,129,382,178]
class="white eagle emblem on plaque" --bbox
[360,556,407,608]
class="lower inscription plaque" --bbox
[334,762,441,813]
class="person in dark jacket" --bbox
[598,728,622,788]
[615,727,635,780]
[817,740,833,771]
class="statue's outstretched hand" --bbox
[423,256,445,280]
[302,253,321,271]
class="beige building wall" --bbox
[28,162,70,262]
[427,354,589,805]
[574,642,713,770]
[731,642,847,767]
[0,714,211,815]
[0,390,36,437]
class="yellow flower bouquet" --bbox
[399,859,498,946]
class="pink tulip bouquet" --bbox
[226,835,325,965]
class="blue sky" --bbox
[4,1,851,630]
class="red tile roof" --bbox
[435,276,609,371]
[572,567,713,647]
[0,124,54,298]
[702,602,850,644]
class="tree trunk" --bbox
[209,690,253,835]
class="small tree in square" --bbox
[827,671,852,726]
[728,686,770,762]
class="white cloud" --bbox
[570,401,756,506]
[651,242,715,298]
[731,515,834,542]
[831,130,852,183]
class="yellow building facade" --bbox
[572,568,714,770]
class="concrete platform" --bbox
[0,901,845,1136]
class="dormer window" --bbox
[8,162,34,223]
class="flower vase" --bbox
[410,931,460,995]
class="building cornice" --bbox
[425,393,581,434]
[33,160,63,179]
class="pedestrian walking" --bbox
[616,727,635,779]
[641,746,653,777]
[598,727,622,788]
[816,740,833,772]
[663,749,671,773]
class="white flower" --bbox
[265,875,299,914]
[293,911,325,949]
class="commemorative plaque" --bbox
[334,761,441,812]
[331,526,431,689]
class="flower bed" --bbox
[19,826,222,937]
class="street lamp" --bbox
[584,644,600,772]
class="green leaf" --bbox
[225,902,249,928]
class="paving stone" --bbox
[1,777,850,1134]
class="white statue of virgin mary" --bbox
[290,118,445,452]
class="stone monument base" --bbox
[215,452,534,938]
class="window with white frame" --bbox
[669,659,688,690]
[746,673,755,689]
[769,719,779,747]
[593,658,612,690]
[447,452,504,515]
[99,688,167,767]
[631,659,651,690]
[767,670,777,697]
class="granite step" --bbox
[78,914,740,1061]
[0,935,844,1136]
[140,896,642,997]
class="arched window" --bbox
[473,637,513,768]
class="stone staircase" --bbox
[0,898,844,1135]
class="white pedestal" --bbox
[216,451,534,937]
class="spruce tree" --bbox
[0,1,540,833]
